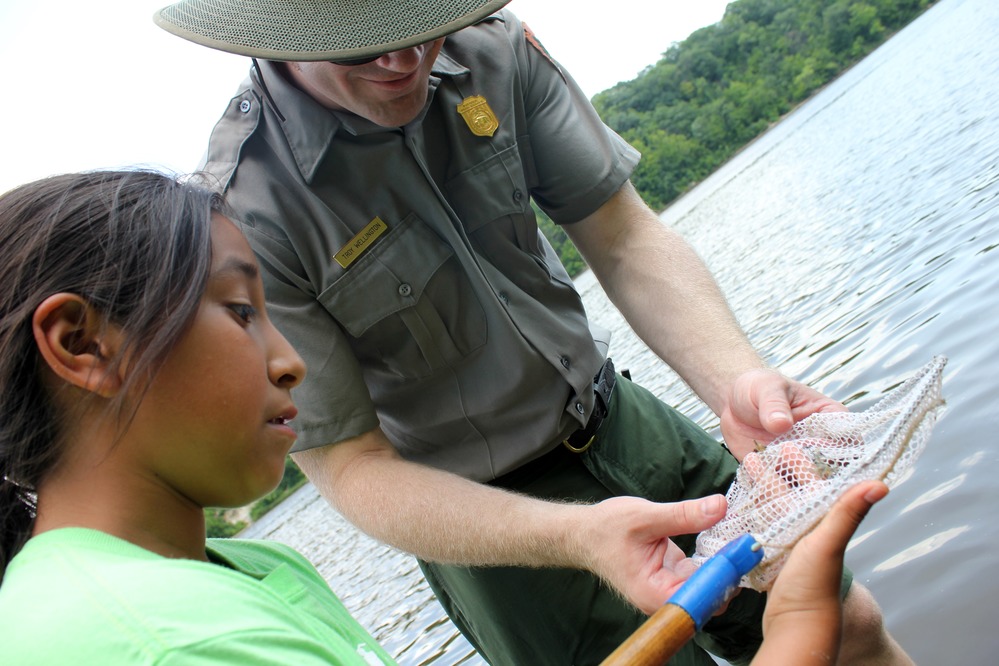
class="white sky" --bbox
[0,0,731,194]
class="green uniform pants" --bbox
[420,375,780,666]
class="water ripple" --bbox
[872,526,971,573]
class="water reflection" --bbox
[901,475,965,514]
[873,526,971,573]
[845,527,879,550]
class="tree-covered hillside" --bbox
[545,0,936,276]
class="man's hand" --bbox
[720,369,846,461]
[576,494,728,615]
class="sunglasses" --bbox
[330,54,384,66]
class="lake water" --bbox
[242,0,999,662]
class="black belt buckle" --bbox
[563,358,616,453]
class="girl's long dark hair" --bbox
[0,170,223,580]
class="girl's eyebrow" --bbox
[210,258,259,280]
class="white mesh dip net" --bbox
[692,356,947,592]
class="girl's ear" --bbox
[32,293,125,398]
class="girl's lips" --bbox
[267,414,298,447]
[268,406,298,428]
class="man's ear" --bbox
[32,293,125,398]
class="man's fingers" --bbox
[742,451,765,484]
[658,494,727,535]
[758,383,794,434]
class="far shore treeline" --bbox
[539,0,938,278]
[209,0,937,536]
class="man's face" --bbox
[284,38,446,128]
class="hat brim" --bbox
[154,0,512,61]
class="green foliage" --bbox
[205,509,245,538]
[624,130,712,212]
[537,0,933,269]
[203,457,307,538]
[586,0,934,214]
[250,457,307,521]
[534,203,588,278]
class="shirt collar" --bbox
[432,49,470,78]
[254,59,341,184]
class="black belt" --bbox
[563,358,617,453]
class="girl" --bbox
[0,170,396,665]
[0,168,888,665]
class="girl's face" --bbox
[125,215,306,509]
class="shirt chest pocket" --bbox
[318,213,487,380]
[445,142,538,250]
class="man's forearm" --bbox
[568,183,766,414]
[603,219,762,410]
[293,429,730,613]
[294,435,587,568]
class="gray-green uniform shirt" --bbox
[202,10,640,481]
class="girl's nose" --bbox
[267,323,306,389]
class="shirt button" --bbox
[239,99,251,113]
[560,356,570,369]
[499,291,509,304]
[512,189,523,202]
[398,283,412,297]
[575,402,585,415]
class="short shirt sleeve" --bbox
[511,18,640,223]
[239,217,379,453]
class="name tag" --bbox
[334,217,388,269]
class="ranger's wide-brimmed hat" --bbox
[154,0,512,61]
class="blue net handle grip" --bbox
[667,534,764,630]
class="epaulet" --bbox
[201,89,262,192]
[523,22,566,83]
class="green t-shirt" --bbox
[0,528,397,665]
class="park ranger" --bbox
[154,1,912,664]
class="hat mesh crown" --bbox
[156,0,509,60]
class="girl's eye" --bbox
[229,303,257,323]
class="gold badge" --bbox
[457,95,499,137]
[334,217,388,269]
